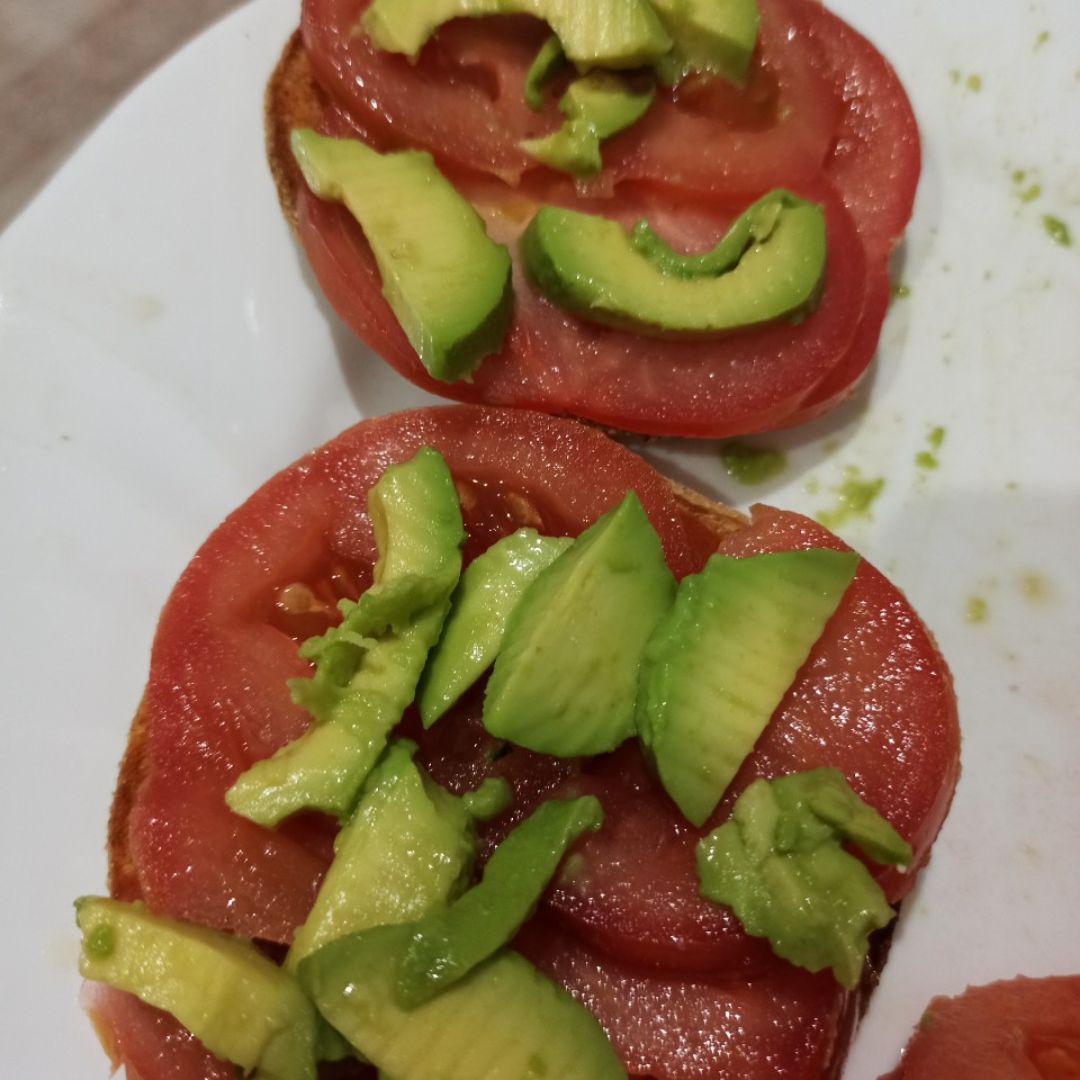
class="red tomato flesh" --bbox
[517,917,857,1080]
[879,976,1080,1080]
[302,0,838,196]
[82,983,235,1080]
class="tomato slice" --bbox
[879,976,1080,1079]
[123,406,698,943]
[541,504,959,972]
[779,258,890,425]
[806,4,921,262]
[296,170,867,438]
[517,916,857,1080]
[82,984,235,1080]
[302,0,838,195]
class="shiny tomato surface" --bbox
[879,976,1080,1080]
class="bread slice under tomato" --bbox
[97,404,958,1080]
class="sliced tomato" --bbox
[779,258,890,426]
[806,5,921,262]
[303,0,838,194]
[880,976,1080,1079]
[296,169,867,438]
[541,504,958,971]
[124,406,698,943]
[81,984,235,1080]
[517,917,857,1080]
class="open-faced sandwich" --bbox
[77,405,959,1078]
[265,0,920,437]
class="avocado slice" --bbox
[395,796,603,1005]
[299,925,626,1079]
[520,190,826,337]
[362,0,672,70]
[418,528,573,727]
[696,768,912,988]
[291,129,510,383]
[76,898,317,1080]
[227,448,464,826]
[524,34,567,111]
[285,741,478,971]
[521,72,655,177]
[651,0,760,86]
[637,550,858,826]
[483,492,674,757]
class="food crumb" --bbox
[1018,571,1052,604]
[1034,30,1050,50]
[1042,214,1072,247]
[719,441,787,485]
[816,467,885,529]
[915,451,938,470]
[892,282,911,299]
[965,596,989,624]
[965,73,983,92]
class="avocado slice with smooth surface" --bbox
[299,925,626,1079]
[291,129,510,383]
[76,897,317,1080]
[483,491,674,756]
[285,741,478,971]
[521,189,826,337]
[418,528,573,727]
[637,550,859,826]
[395,795,603,1005]
[651,0,760,86]
[362,0,671,69]
[521,72,655,177]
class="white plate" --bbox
[1,0,1078,1075]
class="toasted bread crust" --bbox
[265,30,325,235]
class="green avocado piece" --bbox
[226,449,464,826]
[521,72,655,177]
[524,34,567,110]
[291,129,510,383]
[483,492,674,756]
[637,549,859,826]
[418,529,573,727]
[696,768,912,989]
[520,190,826,337]
[362,0,671,70]
[76,898,317,1080]
[299,925,626,1079]
[396,796,603,1006]
[651,0,760,86]
[285,741,477,972]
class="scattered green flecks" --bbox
[1006,480,1020,493]
[1034,30,1050,50]
[1042,214,1072,247]
[1018,571,1052,605]
[915,426,945,471]
[892,282,911,300]
[816,467,885,530]
[949,70,983,92]
[1009,168,1042,205]
[719,441,787,485]
[965,596,989,624]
